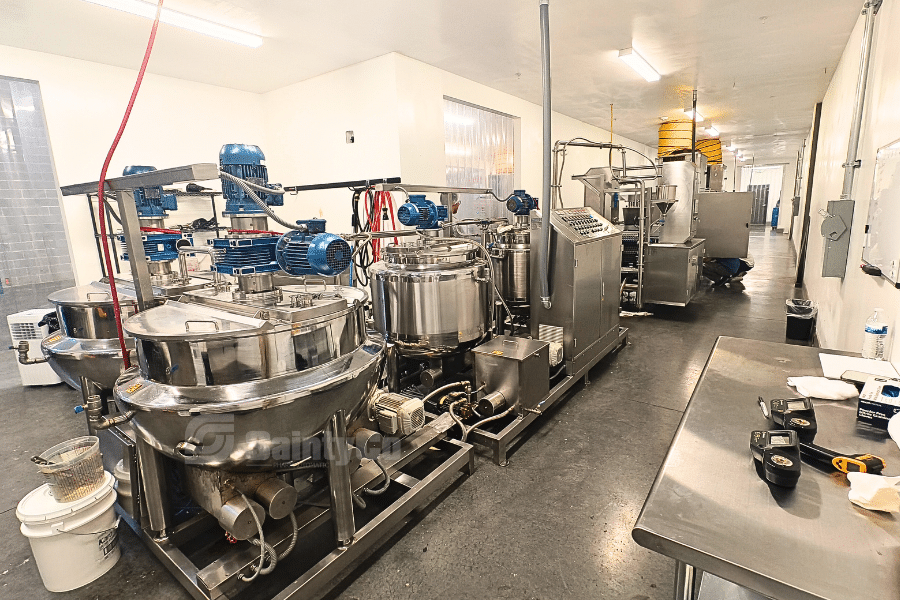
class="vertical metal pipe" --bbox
[87,195,107,278]
[691,90,697,165]
[538,0,552,310]
[841,1,880,198]
[117,190,155,310]
[326,410,355,546]
[136,436,171,537]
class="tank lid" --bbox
[48,283,138,307]
[123,300,271,341]
[382,240,479,266]
[181,284,367,324]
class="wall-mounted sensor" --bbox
[346,131,355,144]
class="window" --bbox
[444,98,516,226]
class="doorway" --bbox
[748,184,771,225]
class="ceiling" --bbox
[1,0,863,163]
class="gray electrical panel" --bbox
[530,207,621,375]
[821,199,855,278]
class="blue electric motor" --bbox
[123,165,178,216]
[506,189,537,216]
[219,144,284,215]
[397,195,448,229]
[276,219,352,276]
[119,166,187,263]
[209,236,281,275]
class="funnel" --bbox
[654,185,678,215]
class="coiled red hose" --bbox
[96,0,165,369]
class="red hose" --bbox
[140,226,181,234]
[97,0,164,369]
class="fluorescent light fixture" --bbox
[78,0,263,47]
[618,48,660,82]
[705,125,719,137]
[683,108,704,122]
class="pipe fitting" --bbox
[81,394,135,430]
[15,340,47,365]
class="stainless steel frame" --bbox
[439,326,627,466]
[108,423,473,600]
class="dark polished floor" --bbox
[0,228,801,600]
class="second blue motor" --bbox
[397,195,448,229]
[276,219,351,277]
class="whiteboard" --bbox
[862,138,900,285]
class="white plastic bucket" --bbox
[16,471,121,592]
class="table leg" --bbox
[674,560,696,600]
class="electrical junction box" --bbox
[858,376,900,429]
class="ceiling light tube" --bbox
[78,0,263,47]
[683,108,704,123]
[705,125,720,137]
[618,48,660,82]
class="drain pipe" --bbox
[841,0,880,199]
[538,0,552,309]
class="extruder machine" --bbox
[54,153,474,600]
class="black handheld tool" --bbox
[757,396,887,474]
[767,397,818,442]
[799,443,886,474]
[750,430,802,487]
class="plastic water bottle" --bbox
[862,308,889,360]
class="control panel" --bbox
[552,207,614,242]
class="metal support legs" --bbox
[674,561,696,600]
[326,410,356,546]
[136,436,172,539]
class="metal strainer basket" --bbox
[36,436,104,503]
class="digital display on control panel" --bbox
[556,208,609,240]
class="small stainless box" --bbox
[472,336,549,413]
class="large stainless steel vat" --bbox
[490,227,530,305]
[114,285,384,469]
[369,240,491,357]
[42,283,138,390]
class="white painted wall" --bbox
[261,55,402,234]
[801,2,900,359]
[0,44,266,285]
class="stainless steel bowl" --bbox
[43,283,138,391]
[114,285,384,469]
[369,240,492,357]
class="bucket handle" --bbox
[53,516,121,536]
[86,292,112,301]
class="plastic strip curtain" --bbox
[740,165,785,223]
[444,99,515,233]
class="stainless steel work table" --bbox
[632,336,900,600]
